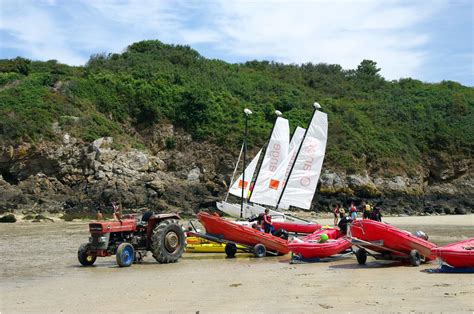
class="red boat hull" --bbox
[302,227,342,241]
[432,238,474,268]
[289,237,351,259]
[272,221,322,234]
[198,212,289,254]
[350,220,437,260]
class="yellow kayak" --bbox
[185,237,245,253]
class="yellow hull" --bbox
[185,237,245,253]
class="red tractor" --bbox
[78,213,186,267]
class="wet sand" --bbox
[1,215,473,313]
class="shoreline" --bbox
[2,211,473,225]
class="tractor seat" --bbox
[137,211,154,227]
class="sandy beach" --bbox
[1,214,473,313]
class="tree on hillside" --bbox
[354,59,384,93]
[356,59,381,79]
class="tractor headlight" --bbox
[98,236,107,243]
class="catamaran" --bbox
[217,102,328,228]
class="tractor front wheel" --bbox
[151,219,185,263]
[78,243,96,266]
[116,243,135,267]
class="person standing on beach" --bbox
[371,205,382,222]
[349,202,357,220]
[338,213,352,234]
[338,204,345,219]
[362,201,372,219]
[332,203,340,225]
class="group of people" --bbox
[332,201,382,226]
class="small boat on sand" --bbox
[289,237,351,259]
[432,238,474,268]
[349,220,437,266]
[300,227,342,241]
[272,221,322,234]
[197,212,289,256]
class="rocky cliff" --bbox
[0,125,472,217]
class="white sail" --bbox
[289,126,306,153]
[249,126,306,208]
[278,111,328,210]
[249,117,290,206]
[274,126,306,209]
[228,149,262,199]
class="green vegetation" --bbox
[1,40,473,173]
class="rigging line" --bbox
[225,141,244,202]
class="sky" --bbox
[0,0,473,86]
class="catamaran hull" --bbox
[432,238,474,268]
[198,212,289,255]
[216,201,284,220]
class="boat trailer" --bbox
[187,221,279,258]
[348,236,425,267]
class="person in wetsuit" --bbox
[338,214,352,234]
[262,208,273,234]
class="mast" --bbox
[248,110,282,202]
[275,102,321,210]
[241,108,252,218]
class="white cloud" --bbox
[209,1,445,79]
[0,5,85,64]
[0,0,450,80]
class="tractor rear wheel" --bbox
[78,243,96,266]
[116,243,135,267]
[151,219,185,263]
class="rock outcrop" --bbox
[0,125,472,216]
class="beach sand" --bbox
[1,214,473,312]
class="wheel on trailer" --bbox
[116,243,134,267]
[151,219,186,263]
[225,243,237,258]
[356,248,367,265]
[78,243,96,266]
[254,243,266,258]
[409,249,421,266]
